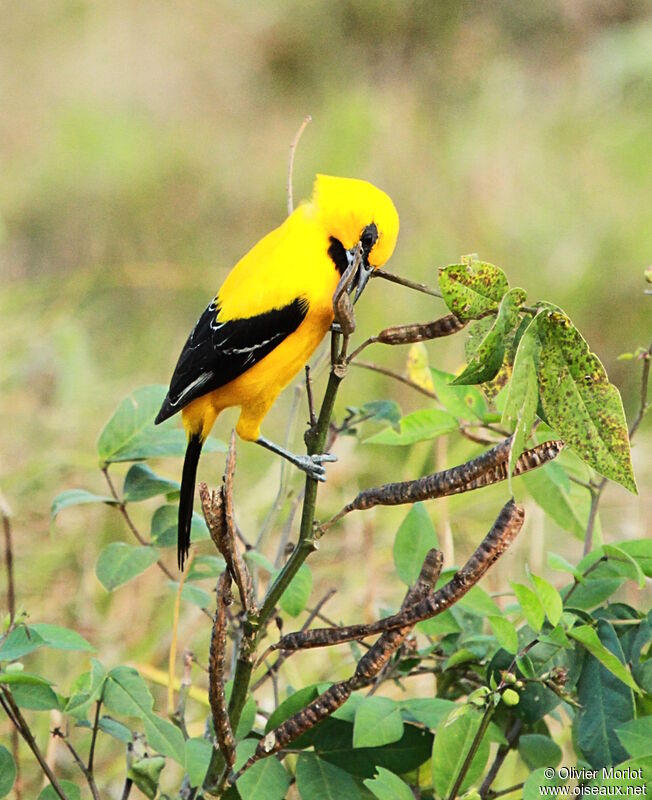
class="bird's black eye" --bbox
[360,222,378,252]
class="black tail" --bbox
[178,434,203,570]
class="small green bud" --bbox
[502,688,520,706]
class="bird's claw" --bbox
[296,453,338,482]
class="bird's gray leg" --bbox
[256,436,337,482]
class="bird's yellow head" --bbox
[311,174,399,270]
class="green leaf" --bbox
[430,367,486,421]
[417,609,461,636]
[568,624,641,694]
[266,684,323,732]
[353,696,404,748]
[0,627,45,661]
[96,542,159,591]
[150,503,210,546]
[29,623,94,652]
[530,573,563,626]
[144,713,185,764]
[361,400,402,428]
[244,549,276,573]
[511,582,545,632]
[97,384,226,464]
[489,615,518,653]
[97,716,132,743]
[616,717,652,758]
[10,682,60,710]
[502,316,539,475]
[453,287,525,385]
[123,463,179,502]
[50,489,116,520]
[186,554,226,581]
[233,739,292,800]
[518,733,562,770]
[547,551,583,579]
[393,503,438,586]
[574,620,636,768]
[522,462,586,538]
[431,709,490,797]
[534,307,636,493]
[564,578,624,610]
[37,782,81,800]
[438,260,509,321]
[364,766,414,800]
[602,544,646,589]
[167,581,211,609]
[311,718,432,778]
[458,585,500,617]
[523,768,566,800]
[103,666,154,719]
[399,698,456,729]
[128,755,165,799]
[617,539,652,578]
[0,672,53,686]
[588,756,652,789]
[64,659,107,720]
[0,745,16,797]
[279,563,313,617]
[365,408,457,445]
[185,737,212,788]
[296,752,360,800]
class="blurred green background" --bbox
[1,1,650,794]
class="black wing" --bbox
[155,298,308,424]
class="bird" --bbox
[155,174,400,568]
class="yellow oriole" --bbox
[156,175,399,567]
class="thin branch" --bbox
[351,360,438,399]
[102,467,176,579]
[447,702,495,800]
[0,688,69,800]
[305,365,317,427]
[87,696,103,776]
[169,550,194,715]
[1,493,16,626]
[486,783,525,799]
[583,337,651,555]
[372,268,443,298]
[250,588,337,691]
[628,337,652,441]
[120,777,133,800]
[53,728,101,800]
[287,115,312,215]
[256,382,303,549]
[209,573,236,770]
[479,718,522,798]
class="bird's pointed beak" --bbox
[353,262,373,304]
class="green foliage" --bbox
[431,709,491,796]
[365,408,457,445]
[353,696,404,748]
[96,542,160,591]
[0,746,16,798]
[393,503,438,586]
[2,254,648,798]
[97,385,226,464]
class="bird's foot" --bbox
[294,452,337,482]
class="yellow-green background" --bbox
[1,2,650,795]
